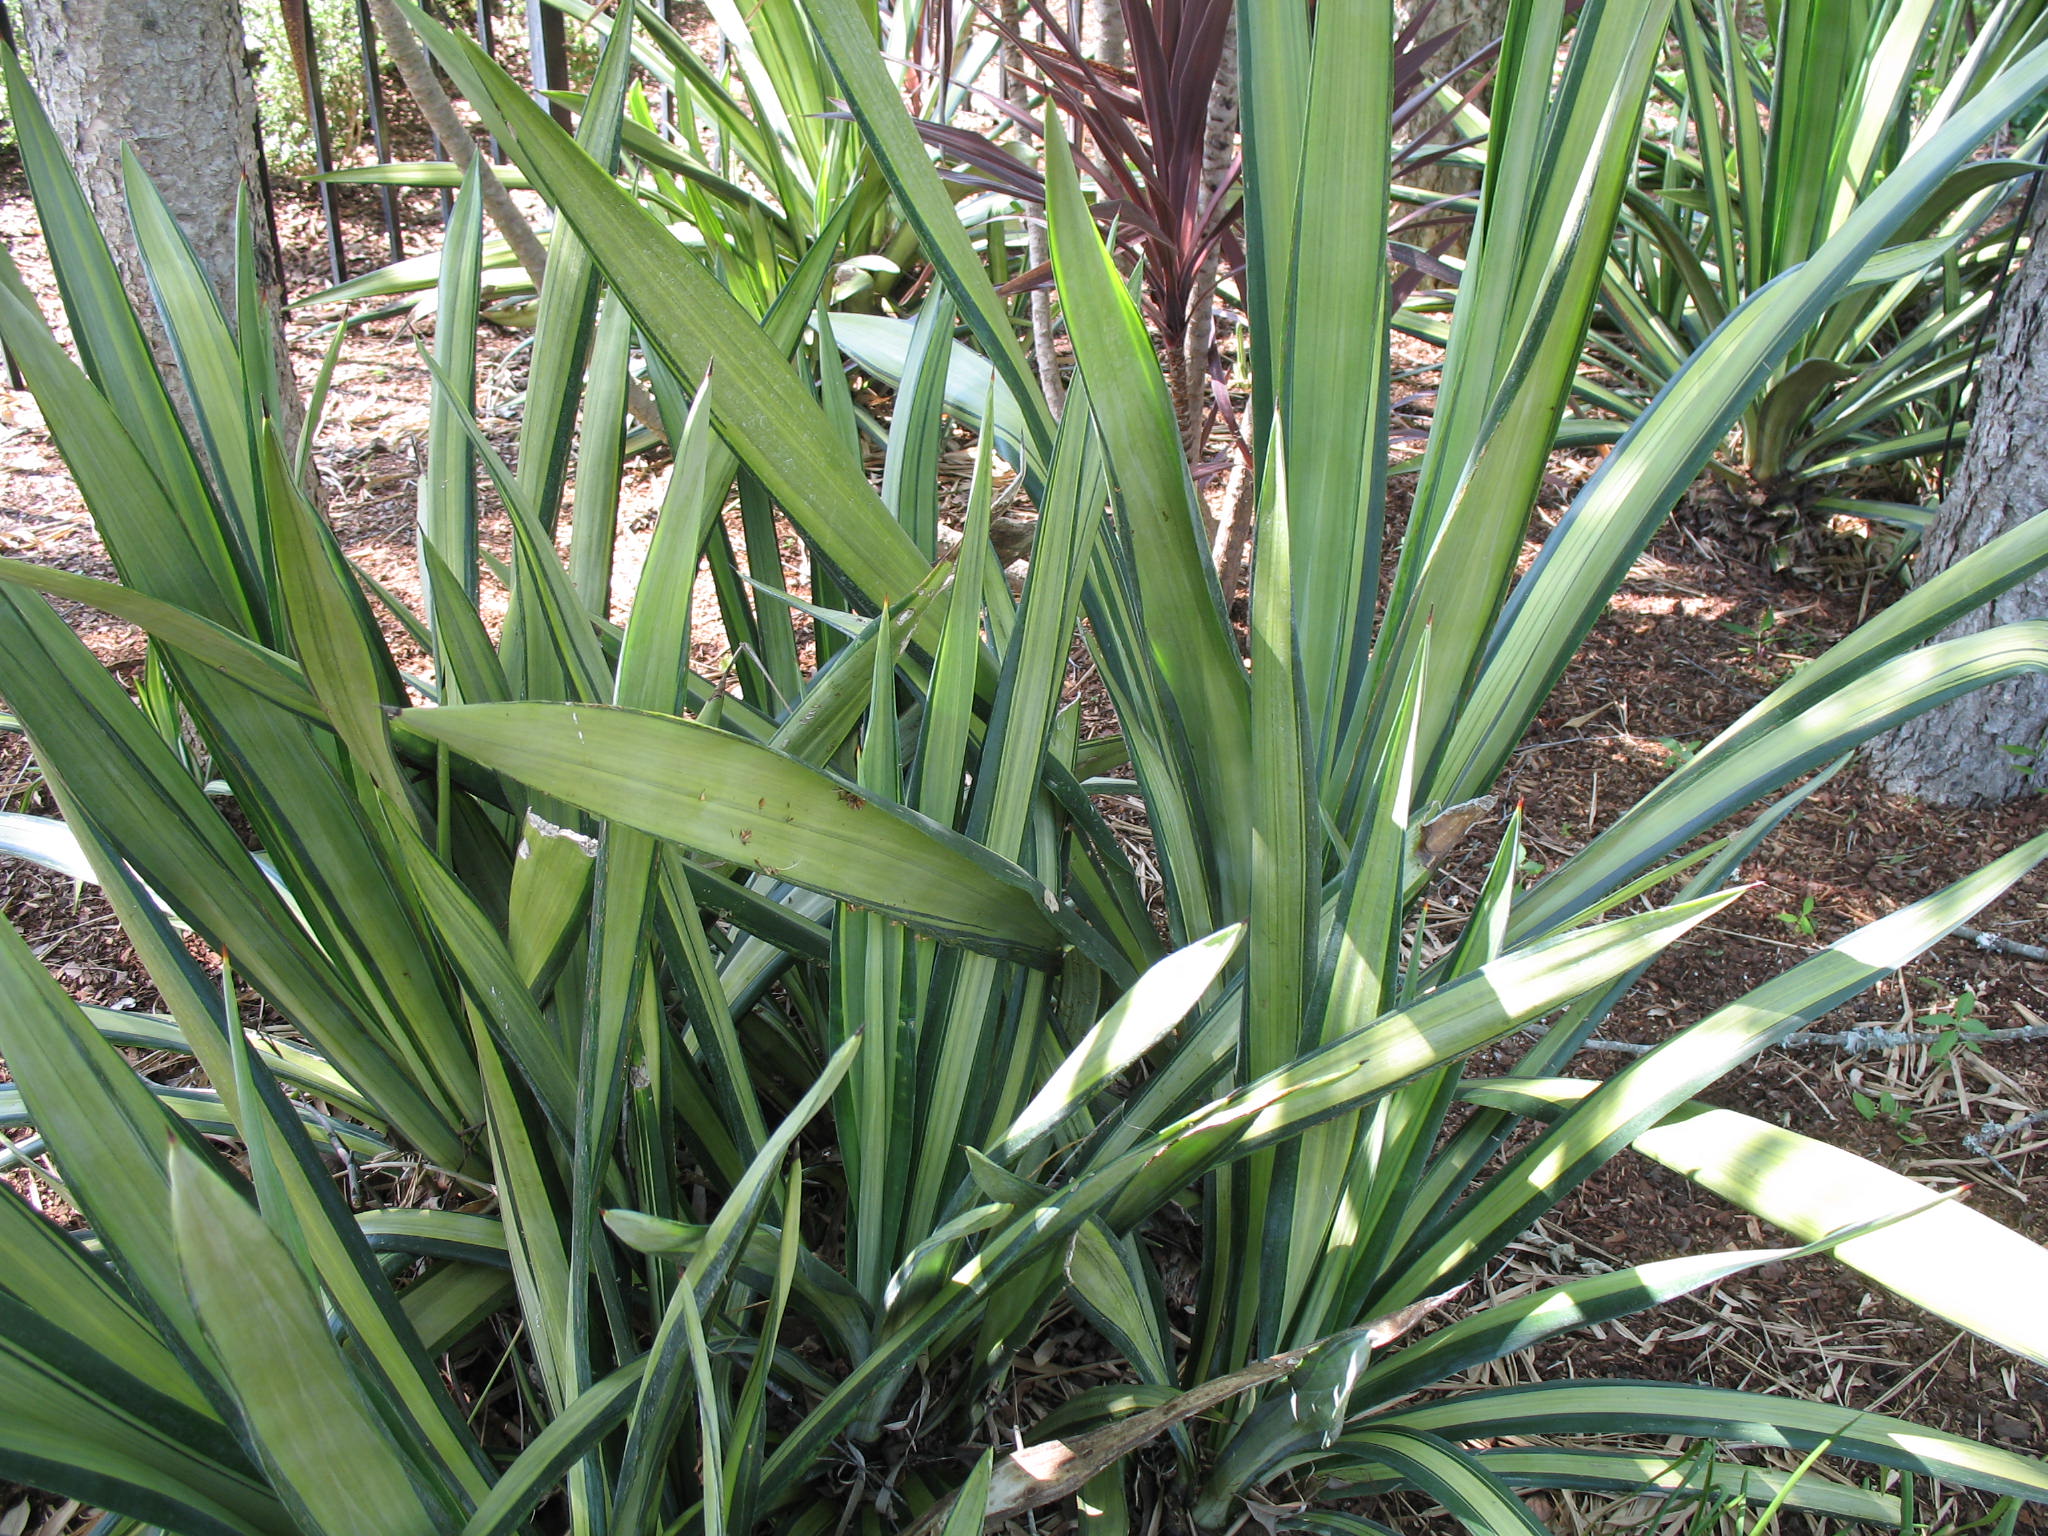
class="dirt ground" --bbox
[0,154,2045,1535]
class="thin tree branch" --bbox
[363,0,550,288]
[1957,924,2048,962]
[365,0,665,440]
[1536,1019,2048,1057]
[1965,1107,2048,1156]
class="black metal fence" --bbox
[276,0,571,286]
[0,0,572,289]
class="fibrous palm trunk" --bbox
[1006,0,1066,413]
[1179,7,1236,462]
[1396,0,1505,209]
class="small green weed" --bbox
[1776,894,1818,936]
[1852,1084,1927,1146]
[1719,607,1785,661]
[1914,983,1991,1066]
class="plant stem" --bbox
[363,0,550,289]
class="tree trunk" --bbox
[1402,0,1506,108]
[1417,0,1507,69]
[364,0,550,292]
[19,0,298,437]
[1005,0,1064,413]
[1396,0,1505,208]
[1867,188,2048,804]
[1082,0,1127,70]
[1178,7,1236,463]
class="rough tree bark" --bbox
[19,0,298,430]
[1867,187,2048,804]
[1412,0,1508,80]
[1081,0,1127,70]
[1397,0,1505,205]
[1004,0,1065,413]
[1179,7,1236,460]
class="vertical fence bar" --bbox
[354,0,408,262]
[252,136,297,316]
[279,0,350,285]
[526,0,574,128]
[660,0,678,128]
[476,0,504,162]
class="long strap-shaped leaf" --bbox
[1443,37,2048,804]
[1338,1428,1552,1536]
[1236,0,1311,451]
[393,1,935,614]
[1367,1381,2048,1502]
[0,1294,287,1536]
[801,0,1053,456]
[756,892,1734,1496]
[0,1080,383,1158]
[1279,0,1394,744]
[1217,436,1323,1368]
[990,925,1243,1166]
[516,0,636,534]
[400,700,1066,961]
[1319,1447,1900,1524]
[264,432,416,806]
[0,44,231,605]
[0,908,468,1522]
[168,1144,450,1536]
[0,1180,204,1413]
[1632,1095,2048,1368]
[1511,624,2048,938]
[0,590,472,1163]
[219,1023,493,1503]
[0,264,251,633]
[0,555,320,720]
[1378,825,2048,1310]
[1044,111,1255,927]
[613,1036,861,1533]
[121,149,266,593]
[1669,507,2048,768]
[0,900,275,1360]
[1464,1076,2048,1369]
[452,1364,646,1536]
[422,159,485,604]
[1363,0,1670,811]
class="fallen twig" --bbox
[1964,1107,2048,1157]
[1782,1019,2048,1051]
[1550,1019,2048,1057]
[1957,924,2048,963]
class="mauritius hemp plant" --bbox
[0,1,2046,1533]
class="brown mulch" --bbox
[0,156,2044,1535]
[1426,493,2048,1527]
